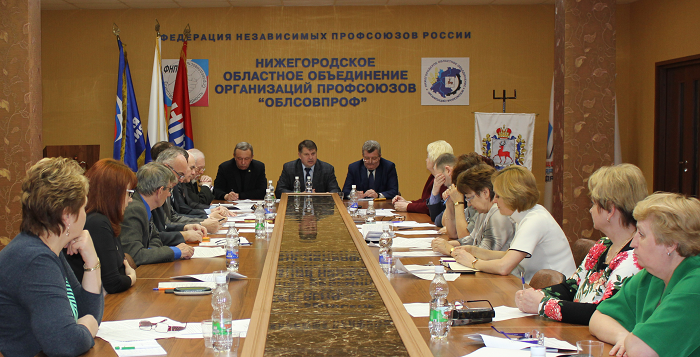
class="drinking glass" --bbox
[201,320,213,348]
[576,340,604,357]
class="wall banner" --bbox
[421,57,469,106]
[475,112,535,170]
[162,59,209,107]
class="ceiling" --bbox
[41,0,638,10]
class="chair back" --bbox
[572,238,596,267]
[529,269,565,289]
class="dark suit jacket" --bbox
[213,159,267,200]
[152,205,186,246]
[118,192,175,266]
[171,184,208,218]
[342,158,399,199]
[183,181,214,209]
[275,159,340,198]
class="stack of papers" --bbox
[394,229,441,236]
[394,259,460,281]
[171,272,247,281]
[392,221,437,228]
[191,247,225,258]
[200,237,251,247]
[391,237,434,250]
[392,251,443,258]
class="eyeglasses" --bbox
[162,185,175,193]
[196,166,206,173]
[139,319,187,333]
[126,189,135,198]
[363,157,380,163]
[164,164,185,180]
[465,194,475,204]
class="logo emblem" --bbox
[481,125,527,170]
[421,58,470,106]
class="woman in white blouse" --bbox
[452,165,576,283]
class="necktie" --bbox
[304,167,311,181]
[368,170,375,190]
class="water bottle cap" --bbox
[352,185,356,188]
[434,266,445,274]
[295,176,299,179]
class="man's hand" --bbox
[364,189,379,199]
[199,175,213,185]
[201,218,223,234]
[394,200,409,212]
[225,191,239,201]
[177,243,195,259]
[211,206,233,217]
[432,173,446,196]
[181,230,203,243]
[184,224,207,236]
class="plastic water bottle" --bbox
[293,176,301,193]
[305,176,313,193]
[365,200,376,223]
[267,180,274,193]
[264,188,275,216]
[429,265,451,339]
[225,225,239,273]
[349,185,358,216]
[378,224,393,275]
[254,203,265,239]
[211,274,233,352]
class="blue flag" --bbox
[113,38,125,160]
[122,58,152,171]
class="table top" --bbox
[83,198,610,357]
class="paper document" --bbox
[403,302,429,317]
[393,251,443,258]
[225,222,255,228]
[478,334,577,351]
[110,339,166,356]
[358,208,395,217]
[215,228,257,234]
[191,247,225,258]
[171,272,247,281]
[493,306,537,322]
[448,262,478,273]
[157,282,217,290]
[394,259,460,281]
[392,237,434,249]
[200,237,250,247]
[392,221,436,228]
[395,230,442,236]
[97,317,200,342]
[465,347,562,357]
[228,213,256,221]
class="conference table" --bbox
[84,194,611,356]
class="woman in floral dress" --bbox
[514,164,647,325]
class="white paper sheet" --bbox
[479,334,577,351]
[492,306,537,322]
[199,237,251,247]
[403,302,429,317]
[227,213,256,221]
[395,230,442,236]
[392,237,434,249]
[157,282,217,290]
[171,272,247,281]
[215,228,257,234]
[110,339,167,356]
[97,317,199,342]
[464,347,562,357]
[392,221,437,228]
[191,247,225,258]
[393,251,443,258]
[394,260,460,281]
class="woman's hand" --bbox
[610,334,630,356]
[65,230,99,268]
[452,249,475,266]
[514,288,545,314]
[77,314,99,337]
[431,238,451,254]
[124,259,137,286]
[448,184,463,203]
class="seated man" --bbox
[214,142,267,201]
[393,140,452,214]
[158,148,207,218]
[183,148,214,207]
[342,140,399,199]
[119,162,195,266]
[427,153,456,224]
[275,140,341,198]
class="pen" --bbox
[520,271,526,290]
[218,217,226,222]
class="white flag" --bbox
[544,77,555,211]
[474,112,536,170]
[147,35,168,148]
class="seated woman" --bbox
[515,164,647,324]
[451,165,576,282]
[432,163,515,254]
[590,193,700,357]
[392,140,452,214]
[0,157,103,356]
[66,158,137,294]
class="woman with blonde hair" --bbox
[591,192,700,356]
[515,164,646,324]
[0,158,103,356]
[452,165,575,282]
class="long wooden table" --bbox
[84,197,610,356]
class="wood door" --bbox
[655,55,700,196]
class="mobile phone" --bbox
[170,287,212,296]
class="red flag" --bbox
[168,40,194,149]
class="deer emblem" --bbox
[496,140,513,164]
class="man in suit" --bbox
[183,148,214,207]
[275,139,341,198]
[342,140,399,199]
[214,142,267,200]
[119,162,195,266]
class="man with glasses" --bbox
[214,142,267,201]
[342,140,399,200]
[276,140,341,198]
[119,162,195,266]
[183,148,214,206]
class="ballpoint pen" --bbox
[520,271,525,290]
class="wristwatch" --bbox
[471,257,479,269]
[454,201,464,206]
